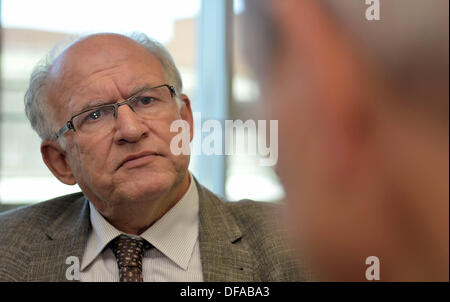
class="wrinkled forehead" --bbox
[48,34,164,87]
[45,35,166,115]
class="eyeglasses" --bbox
[56,84,176,139]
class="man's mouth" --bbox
[117,151,161,170]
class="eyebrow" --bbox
[74,84,156,115]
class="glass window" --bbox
[226,0,285,202]
[0,0,200,203]
[0,0,284,205]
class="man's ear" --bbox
[179,94,194,142]
[41,140,76,185]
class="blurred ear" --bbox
[41,140,76,185]
[272,0,378,175]
[178,94,194,142]
[274,0,372,113]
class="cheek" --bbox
[68,137,112,180]
[147,114,181,151]
[146,112,190,166]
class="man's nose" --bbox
[113,104,147,144]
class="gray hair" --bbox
[24,32,183,142]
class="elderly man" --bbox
[0,33,307,282]
[242,0,449,281]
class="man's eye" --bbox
[138,96,156,105]
[87,110,102,121]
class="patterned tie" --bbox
[109,234,152,282]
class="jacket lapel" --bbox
[27,195,90,282]
[26,182,255,281]
[196,181,255,281]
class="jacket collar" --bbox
[28,178,254,281]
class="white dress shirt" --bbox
[79,173,203,282]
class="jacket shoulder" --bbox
[223,199,284,236]
[0,192,85,235]
[0,192,84,281]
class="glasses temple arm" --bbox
[56,121,74,139]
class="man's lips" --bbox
[117,151,161,170]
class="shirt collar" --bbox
[81,172,199,271]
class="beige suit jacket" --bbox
[0,180,310,281]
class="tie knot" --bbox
[109,234,151,282]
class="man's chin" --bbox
[114,172,177,202]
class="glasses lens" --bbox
[68,85,173,136]
[73,106,115,134]
[130,85,173,117]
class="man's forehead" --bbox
[45,34,166,116]
[49,34,155,77]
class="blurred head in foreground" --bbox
[243,0,448,281]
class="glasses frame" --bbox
[55,84,176,139]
